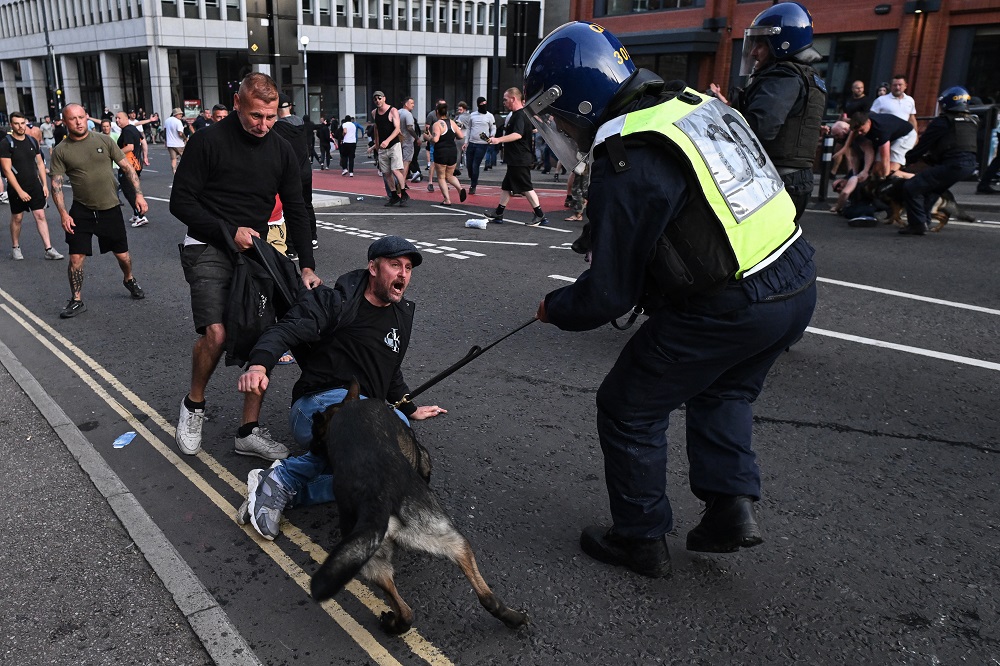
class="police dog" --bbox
[872,175,977,232]
[308,381,528,634]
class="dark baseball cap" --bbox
[278,93,292,108]
[367,236,423,267]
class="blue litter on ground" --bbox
[113,431,137,449]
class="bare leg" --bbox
[392,168,406,195]
[31,209,53,248]
[188,323,225,403]
[436,164,450,202]
[68,254,85,300]
[10,212,23,247]
[241,391,264,427]
[113,251,134,282]
[523,190,541,209]
[445,165,462,193]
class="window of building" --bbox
[600,0,700,16]
[352,0,363,27]
[162,0,178,18]
[367,0,378,28]
[397,0,407,30]
[303,0,313,19]
[319,0,332,26]
[227,0,241,20]
[206,0,221,19]
[76,54,104,117]
[183,0,199,19]
[335,0,347,26]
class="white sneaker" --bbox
[11,247,23,261]
[349,172,354,177]
[235,468,264,525]
[0,192,8,204]
[234,426,289,461]
[128,215,138,225]
[44,247,64,260]
[342,169,349,175]
[131,216,149,227]
[176,398,205,455]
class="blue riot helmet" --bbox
[740,2,821,77]
[938,86,971,112]
[523,21,638,173]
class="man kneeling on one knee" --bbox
[236,236,446,540]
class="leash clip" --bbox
[392,393,411,409]
[611,306,644,331]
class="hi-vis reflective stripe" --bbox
[595,90,797,277]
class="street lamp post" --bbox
[300,35,310,116]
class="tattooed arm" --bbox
[51,173,75,234]
[117,158,148,215]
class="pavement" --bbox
[0,339,258,666]
[2,154,996,665]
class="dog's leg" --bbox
[311,524,386,602]
[450,538,530,629]
[360,537,415,635]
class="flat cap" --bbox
[367,236,423,267]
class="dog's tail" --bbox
[311,524,385,601]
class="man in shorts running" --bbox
[50,104,146,318]
[484,88,549,227]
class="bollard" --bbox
[817,134,834,203]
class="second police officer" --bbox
[899,86,979,235]
[736,2,827,221]
[526,22,817,578]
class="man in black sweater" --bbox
[170,72,323,461]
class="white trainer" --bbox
[176,398,205,455]
[44,247,64,260]
[234,426,289,461]
[11,247,23,261]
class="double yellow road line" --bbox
[0,286,453,666]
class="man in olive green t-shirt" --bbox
[50,103,148,319]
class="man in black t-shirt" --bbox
[0,111,62,260]
[235,236,447,540]
[849,111,917,180]
[483,87,549,227]
[115,111,149,227]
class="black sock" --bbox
[184,395,206,411]
[238,421,259,438]
[533,206,544,217]
[45,246,52,251]
[496,205,506,217]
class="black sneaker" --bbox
[400,190,410,205]
[580,525,671,578]
[484,209,504,224]
[527,214,549,227]
[564,195,574,208]
[60,299,87,318]
[384,193,401,207]
[123,278,145,300]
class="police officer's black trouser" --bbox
[903,154,976,230]
[118,169,140,217]
[595,237,817,539]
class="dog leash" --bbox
[393,317,538,409]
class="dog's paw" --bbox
[380,611,412,635]
[498,606,530,629]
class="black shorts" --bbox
[9,188,46,215]
[65,202,128,256]
[501,165,534,195]
[179,242,234,334]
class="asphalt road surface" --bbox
[2,146,998,665]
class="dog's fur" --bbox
[308,381,529,634]
[871,176,977,232]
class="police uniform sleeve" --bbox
[905,115,947,164]
[743,75,804,142]
[544,143,688,331]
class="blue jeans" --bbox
[466,142,489,188]
[485,144,498,168]
[273,389,411,507]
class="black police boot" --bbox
[686,495,763,553]
[580,525,671,578]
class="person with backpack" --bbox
[0,111,63,260]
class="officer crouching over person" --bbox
[898,86,979,236]
[526,22,817,578]
[734,2,826,222]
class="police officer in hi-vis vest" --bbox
[736,2,826,222]
[528,22,817,578]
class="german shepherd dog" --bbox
[308,381,529,634]
[871,175,977,232]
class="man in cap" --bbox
[164,107,187,173]
[235,235,447,540]
[370,91,409,207]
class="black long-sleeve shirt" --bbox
[169,112,315,270]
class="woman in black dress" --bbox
[430,102,466,205]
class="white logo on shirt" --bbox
[384,328,400,353]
